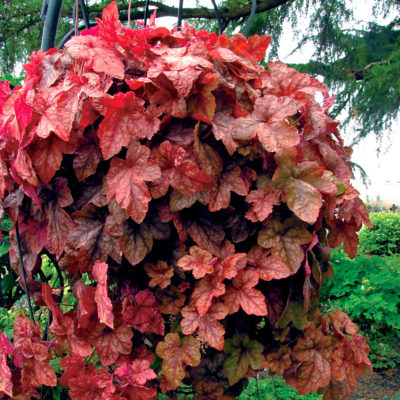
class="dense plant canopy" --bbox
[0,2,373,399]
[1,0,399,144]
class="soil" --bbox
[348,368,400,399]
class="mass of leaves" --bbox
[0,3,372,399]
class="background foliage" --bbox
[358,212,400,256]
[321,216,400,371]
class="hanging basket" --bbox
[0,1,373,399]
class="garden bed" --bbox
[349,368,400,400]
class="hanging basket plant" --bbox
[0,2,372,399]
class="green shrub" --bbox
[238,376,321,400]
[359,212,400,255]
[0,73,23,86]
[321,249,400,369]
[158,376,323,399]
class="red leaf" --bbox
[35,361,57,387]
[156,333,201,389]
[0,80,11,112]
[42,283,92,357]
[180,209,226,257]
[331,340,371,396]
[328,310,358,338]
[286,324,335,394]
[65,35,125,79]
[90,322,133,366]
[96,92,160,159]
[247,246,292,281]
[29,134,76,184]
[93,261,114,329]
[116,218,159,266]
[265,61,326,100]
[10,149,39,187]
[64,203,121,272]
[35,78,83,141]
[159,286,186,315]
[181,301,228,350]
[45,202,74,260]
[115,359,156,386]
[13,316,57,389]
[0,333,13,396]
[177,246,217,279]
[252,95,300,153]
[106,141,161,223]
[222,33,270,63]
[258,218,313,275]
[327,221,359,259]
[193,275,226,316]
[74,281,98,330]
[222,269,268,316]
[115,359,157,400]
[273,160,338,224]
[144,260,174,289]
[151,141,214,198]
[60,356,115,400]
[0,160,9,199]
[73,135,103,181]
[97,1,122,42]
[217,252,247,280]
[123,290,164,335]
[212,111,256,155]
[245,185,281,222]
[146,74,188,118]
[208,163,249,212]
[193,122,223,180]
[262,346,292,376]
[338,197,372,228]
[187,72,219,124]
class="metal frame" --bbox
[41,0,63,51]
[40,0,257,52]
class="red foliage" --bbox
[0,2,372,398]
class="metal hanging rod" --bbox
[41,0,258,52]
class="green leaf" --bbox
[0,240,10,258]
[223,333,264,385]
[1,216,13,232]
[0,273,13,294]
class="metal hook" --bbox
[143,0,151,27]
[243,0,257,37]
[79,0,90,29]
[41,0,63,51]
[57,21,97,48]
[210,0,222,35]
[73,0,79,36]
[73,0,91,32]
[177,0,184,30]
[40,0,49,22]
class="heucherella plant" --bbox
[0,2,372,399]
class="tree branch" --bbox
[83,0,291,22]
[0,0,291,47]
[353,60,389,80]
